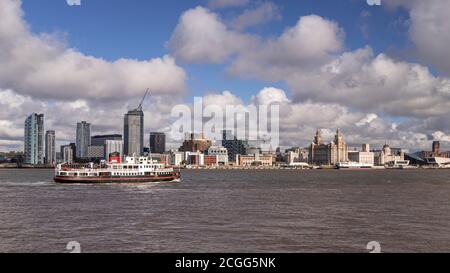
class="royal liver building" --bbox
[309,129,348,166]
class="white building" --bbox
[375,144,405,166]
[184,151,204,166]
[63,146,73,164]
[87,145,104,159]
[236,154,273,167]
[24,113,44,165]
[207,146,228,165]
[105,140,123,159]
[169,151,184,166]
[45,130,56,166]
[348,144,374,166]
[76,121,91,158]
[285,148,309,166]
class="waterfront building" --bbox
[91,134,122,146]
[90,134,123,159]
[87,145,104,160]
[169,150,184,166]
[105,140,123,159]
[148,153,170,165]
[347,144,375,166]
[309,129,348,166]
[285,147,309,165]
[204,155,219,166]
[221,130,249,162]
[55,152,62,163]
[207,146,229,165]
[62,145,74,164]
[374,143,405,166]
[415,141,450,159]
[408,141,450,167]
[24,113,44,165]
[179,133,212,153]
[76,121,91,159]
[149,132,166,154]
[124,109,144,157]
[246,147,261,156]
[45,130,56,166]
[236,154,273,167]
[184,151,204,166]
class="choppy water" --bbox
[0,169,449,253]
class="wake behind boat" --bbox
[54,153,181,184]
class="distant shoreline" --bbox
[1,166,449,171]
[0,166,54,169]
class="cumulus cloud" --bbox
[168,8,344,79]
[228,14,344,81]
[166,6,450,151]
[250,87,290,105]
[229,2,282,30]
[203,90,244,107]
[0,88,184,152]
[0,0,189,151]
[286,47,450,118]
[386,0,450,76]
[196,88,434,150]
[0,0,187,101]
[167,6,256,63]
[432,131,450,142]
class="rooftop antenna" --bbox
[137,88,149,111]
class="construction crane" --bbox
[137,88,149,111]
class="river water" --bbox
[0,169,449,253]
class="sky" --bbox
[1,0,450,152]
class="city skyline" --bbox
[7,112,450,155]
[1,0,450,153]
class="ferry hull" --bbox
[54,173,181,184]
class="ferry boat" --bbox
[336,161,373,169]
[54,153,181,184]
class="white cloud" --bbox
[432,131,450,142]
[0,0,187,101]
[167,6,256,64]
[286,48,450,118]
[0,88,184,152]
[251,87,290,105]
[164,6,450,150]
[230,2,281,31]
[203,90,244,107]
[228,14,344,81]
[386,0,450,75]
[356,114,378,127]
[0,0,189,152]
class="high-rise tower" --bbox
[124,89,148,157]
[76,121,91,158]
[24,113,44,165]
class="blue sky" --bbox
[21,0,410,101]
